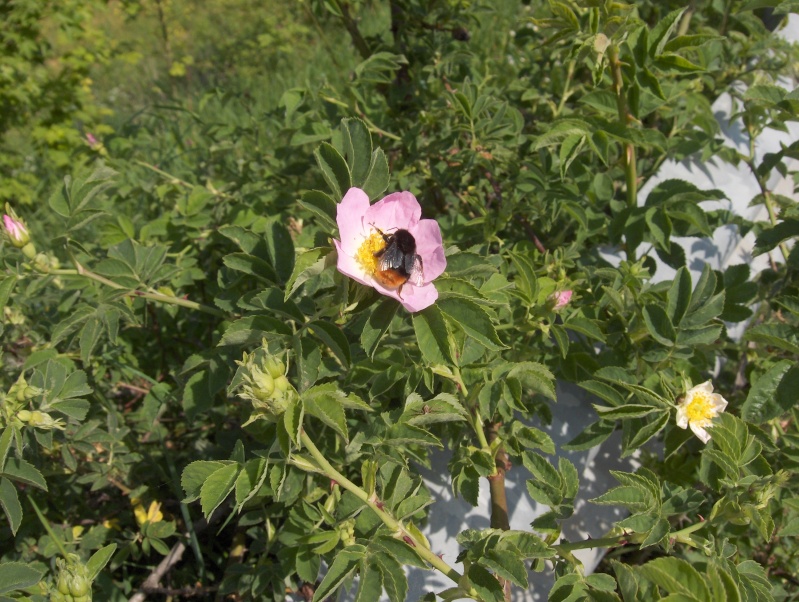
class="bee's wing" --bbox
[409,254,424,286]
[378,243,406,271]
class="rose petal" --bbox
[676,409,688,429]
[365,191,422,233]
[337,188,371,255]
[690,422,711,444]
[409,218,447,283]
[369,278,439,312]
[334,239,372,287]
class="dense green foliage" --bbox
[2,1,799,600]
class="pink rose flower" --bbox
[551,290,572,311]
[3,214,30,247]
[333,187,446,312]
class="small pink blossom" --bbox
[551,290,573,311]
[86,132,99,146]
[3,214,29,247]
[334,187,446,312]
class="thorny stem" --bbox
[299,430,463,584]
[608,44,638,212]
[486,422,511,601]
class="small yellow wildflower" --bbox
[133,501,164,526]
[676,380,728,443]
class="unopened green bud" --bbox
[17,409,32,422]
[252,369,274,400]
[273,375,289,393]
[263,356,285,379]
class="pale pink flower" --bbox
[333,187,446,312]
[552,290,573,311]
[676,380,728,443]
[86,132,99,146]
[3,214,29,247]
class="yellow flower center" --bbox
[685,391,713,424]
[355,231,385,274]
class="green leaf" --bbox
[667,267,692,325]
[563,420,615,451]
[439,298,505,350]
[663,34,723,53]
[0,428,13,470]
[482,547,529,588]
[362,148,390,200]
[0,562,44,595]
[594,404,659,420]
[533,118,591,149]
[313,545,365,602]
[222,252,278,282]
[303,387,349,442]
[314,142,351,199]
[297,190,338,231]
[307,320,351,368]
[402,393,467,426]
[341,118,373,186]
[361,298,398,359]
[639,557,709,601]
[373,551,407,602]
[559,133,585,178]
[467,564,505,602]
[0,277,15,311]
[563,316,606,342]
[200,462,240,518]
[741,361,798,424]
[643,304,676,346]
[354,558,383,602]
[284,398,304,445]
[508,251,537,303]
[413,305,455,364]
[86,543,117,580]
[264,220,295,283]
[218,316,291,346]
[284,247,329,300]
[753,218,799,256]
[181,460,233,502]
[579,90,618,115]
[744,84,787,107]
[1,458,47,491]
[507,362,556,400]
[0,477,22,535]
[746,323,799,354]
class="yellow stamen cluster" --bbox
[684,391,713,424]
[355,231,385,274]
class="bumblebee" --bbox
[372,227,424,294]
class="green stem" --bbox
[744,140,791,262]
[299,431,462,584]
[45,263,227,318]
[608,44,638,211]
[554,520,708,554]
[29,497,70,558]
[331,0,372,60]
[554,60,576,117]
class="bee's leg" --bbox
[397,283,405,299]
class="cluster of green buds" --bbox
[50,554,92,602]
[1,374,62,429]
[234,341,296,421]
